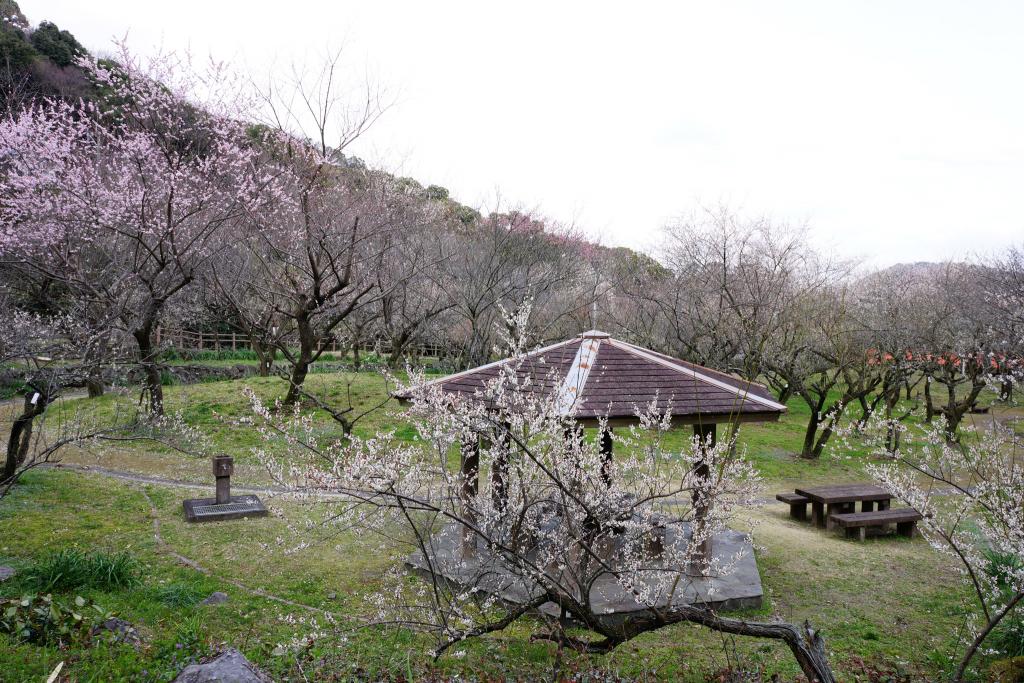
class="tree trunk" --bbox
[999,378,1013,402]
[86,370,105,398]
[3,391,48,484]
[84,342,106,398]
[133,318,164,416]
[251,338,273,377]
[923,379,934,423]
[585,609,836,683]
[810,424,836,459]
[800,409,821,459]
[284,313,314,405]
[387,331,412,369]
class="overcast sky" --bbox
[22,1,1024,266]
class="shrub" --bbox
[26,548,142,592]
[984,548,1024,657]
[164,348,259,362]
[988,657,1024,683]
[0,593,109,646]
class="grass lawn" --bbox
[0,370,994,681]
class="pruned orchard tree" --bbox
[230,152,411,403]
[204,243,284,377]
[596,248,670,350]
[914,263,999,438]
[980,244,1024,402]
[439,209,590,369]
[861,417,1023,681]
[0,292,160,499]
[0,46,270,415]
[642,207,830,382]
[249,312,837,682]
[211,51,406,404]
[763,284,881,459]
[849,266,935,451]
[370,207,454,369]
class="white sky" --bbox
[21,0,1024,266]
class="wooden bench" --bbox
[830,508,922,541]
[776,492,810,520]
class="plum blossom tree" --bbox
[248,311,836,682]
[0,293,161,498]
[861,417,1023,681]
[0,46,271,415]
[763,285,880,459]
[438,210,590,369]
[210,51,406,404]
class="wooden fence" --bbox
[155,327,446,358]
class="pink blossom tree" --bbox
[0,46,271,415]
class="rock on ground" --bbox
[0,566,15,582]
[200,591,229,605]
[173,648,273,683]
[90,617,142,647]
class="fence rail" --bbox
[155,327,446,359]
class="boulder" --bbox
[173,648,273,683]
[0,566,15,582]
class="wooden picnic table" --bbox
[794,483,892,529]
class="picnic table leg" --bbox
[811,501,825,528]
[845,526,866,541]
[862,501,875,513]
[825,503,837,529]
[897,521,916,538]
[878,499,890,511]
[794,502,807,521]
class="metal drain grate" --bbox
[192,501,261,516]
[183,495,268,522]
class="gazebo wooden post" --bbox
[690,422,716,574]
[491,422,511,511]
[459,434,480,505]
[564,424,585,489]
[459,432,480,553]
[599,427,613,487]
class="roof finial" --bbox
[580,329,611,339]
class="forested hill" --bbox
[0,0,93,106]
[0,1,642,265]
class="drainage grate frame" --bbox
[183,495,269,523]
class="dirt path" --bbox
[50,462,283,495]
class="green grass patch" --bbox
[24,548,142,593]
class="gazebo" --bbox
[396,331,785,615]
[405,329,785,496]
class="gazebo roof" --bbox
[402,330,786,426]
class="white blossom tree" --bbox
[861,417,1023,680]
[248,312,836,681]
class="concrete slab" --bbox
[407,520,762,625]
